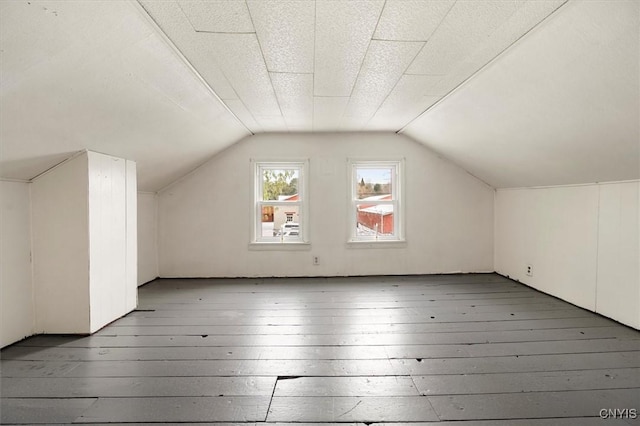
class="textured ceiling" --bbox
[1,0,638,190]
[140,0,568,133]
[404,0,639,187]
[0,0,249,190]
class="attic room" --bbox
[0,0,638,424]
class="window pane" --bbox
[356,167,392,199]
[262,169,299,201]
[260,203,301,238]
[356,203,394,236]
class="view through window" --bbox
[255,162,305,243]
[350,160,402,241]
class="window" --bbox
[349,160,403,242]
[253,161,308,244]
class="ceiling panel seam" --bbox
[339,0,452,130]
[396,0,456,76]
[245,0,288,130]
[193,30,256,35]
[186,32,269,130]
[176,0,255,35]
[360,41,426,130]
[398,0,569,134]
[372,38,436,43]
[398,0,457,80]
[4,0,634,188]
[231,97,266,135]
[133,0,253,135]
[174,1,197,33]
[269,72,314,75]
[338,0,388,129]
[344,0,387,101]
[172,0,246,103]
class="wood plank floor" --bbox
[2,273,639,424]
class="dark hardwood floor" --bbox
[2,273,639,424]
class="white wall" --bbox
[495,181,639,329]
[596,182,640,328]
[87,152,137,332]
[0,181,34,347]
[137,192,158,285]
[158,133,494,278]
[32,154,91,334]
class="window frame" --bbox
[251,160,310,247]
[348,159,404,244]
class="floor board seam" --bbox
[3,274,639,424]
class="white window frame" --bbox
[251,160,310,248]
[348,159,404,244]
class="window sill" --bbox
[249,242,312,251]
[346,240,407,249]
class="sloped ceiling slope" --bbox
[0,0,250,191]
[404,0,639,187]
[1,1,637,191]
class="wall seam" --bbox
[154,192,160,280]
[28,182,37,336]
[594,184,601,313]
[493,188,498,273]
[155,192,161,279]
[86,153,93,333]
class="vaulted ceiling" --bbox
[1,0,638,191]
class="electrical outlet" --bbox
[526,264,533,277]
[313,256,320,266]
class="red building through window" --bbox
[357,194,393,235]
